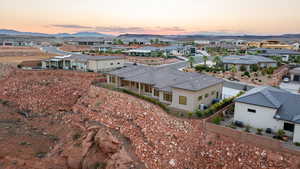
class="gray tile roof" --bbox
[235,86,300,124]
[222,55,276,65]
[248,48,300,55]
[44,54,124,62]
[66,54,124,61]
[108,64,223,92]
[290,67,300,74]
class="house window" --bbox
[117,62,120,64]
[144,84,152,93]
[163,92,172,102]
[110,63,113,65]
[248,108,256,113]
[179,96,187,105]
[110,76,116,83]
[154,89,159,97]
[198,95,203,101]
[205,93,209,98]
[211,91,215,95]
[284,122,295,132]
[131,81,135,87]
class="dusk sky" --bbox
[1,0,300,35]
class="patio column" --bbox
[138,82,141,94]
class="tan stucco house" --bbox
[106,64,224,112]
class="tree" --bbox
[250,64,259,72]
[203,55,208,65]
[188,56,196,68]
[213,56,221,67]
[154,38,159,44]
[150,39,154,44]
[113,39,117,45]
[195,65,209,72]
[230,65,238,79]
[133,39,137,44]
[117,39,124,45]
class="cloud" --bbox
[51,24,93,29]
[93,26,186,34]
[95,26,146,33]
[155,26,186,32]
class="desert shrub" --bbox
[212,116,223,125]
[35,152,47,158]
[277,129,285,138]
[250,64,259,72]
[195,109,204,117]
[228,123,237,129]
[187,112,194,117]
[256,128,263,135]
[243,71,251,78]
[294,142,300,147]
[245,125,251,132]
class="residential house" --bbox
[42,54,125,72]
[106,64,224,112]
[247,40,294,50]
[125,45,184,57]
[234,86,300,143]
[247,48,300,62]
[289,67,300,82]
[222,55,277,71]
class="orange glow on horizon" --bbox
[1,0,300,35]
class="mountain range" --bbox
[1,29,300,40]
[0,29,113,37]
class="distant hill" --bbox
[1,29,300,40]
[118,33,300,40]
[0,29,113,38]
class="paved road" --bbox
[40,46,72,55]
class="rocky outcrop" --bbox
[64,126,133,169]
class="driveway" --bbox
[280,82,300,93]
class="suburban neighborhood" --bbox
[1,0,300,168]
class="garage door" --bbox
[294,75,300,81]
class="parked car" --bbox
[283,77,290,83]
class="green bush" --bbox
[195,109,204,117]
[250,64,259,72]
[243,71,251,78]
[277,129,285,138]
[294,142,300,147]
[187,112,194,117]
[212,116,223,125]
[256,128,263,135]
[245,125,251,132]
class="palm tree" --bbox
[203,55,208,65]
[188,56,196,68]
[213,56,221,67]
[230,65,238,79]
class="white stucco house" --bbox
[42,54,125,72]
[106,64,224,112]
[234,86,300,143]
